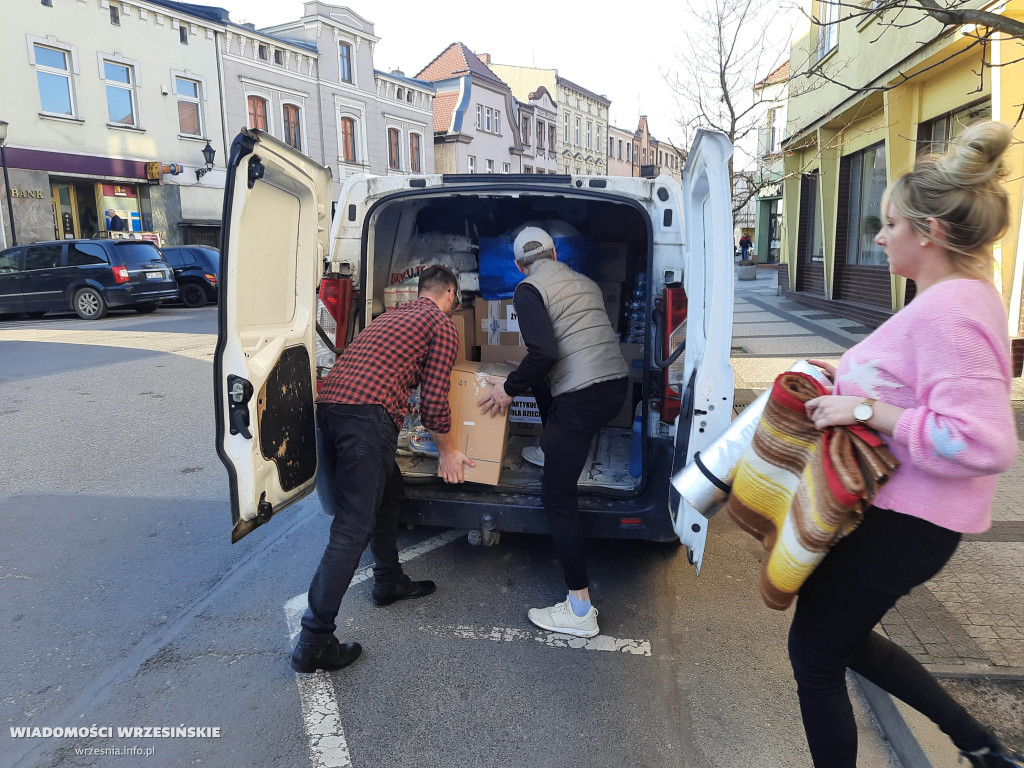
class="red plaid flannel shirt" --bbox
[317,298,458,433]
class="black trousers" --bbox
[298,403,402,648]
[536,377,628,591]
[789,506,989,767]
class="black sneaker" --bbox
[960,744,1024,767]
[371,574,436,606]
[290,637,362,674]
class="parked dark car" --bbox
[0,239,178,320]
[160,246,219,308]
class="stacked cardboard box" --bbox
[443,361,512,485]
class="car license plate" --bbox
[146,271,163,279]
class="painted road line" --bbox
[284,529,464,768]
[419,623,653,656]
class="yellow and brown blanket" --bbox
[727,372,899,610]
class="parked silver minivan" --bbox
[214,128,735,572]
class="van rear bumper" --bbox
[400,439,678,542]
[105,285,179,307]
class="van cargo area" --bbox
[355,188,678,540]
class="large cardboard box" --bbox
[594,243,629,283]
[443,361,512,485]
[479,344,528,364]
[475,297,523,346]
[451,310,470,361]
[509,395,545,437]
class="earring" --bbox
[919,241,927,247]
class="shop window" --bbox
[388,127,400,169]
[175,76,203,136]
[409,133,421,173]
[339,42,352,83]
[283,104,302,150]
[844,142,887,265]
[341,117,356,163]
[103,61,137,127]
[247,95,268,131]
[33,43,75,116]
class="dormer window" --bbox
[258,45,268,61]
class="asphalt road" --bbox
[0,306,899,768]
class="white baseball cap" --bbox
[513,226,555,262]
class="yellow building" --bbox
[781,0,1024,363]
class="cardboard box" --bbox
[454,307,475,350]
[479,344,528,364]
[443,361,512,485]
[475,297,523,346]
[594,243,629,282]
[509,395,545,437]
[451,311,470,361]
[598,281,623,332]
[619,343,644,382]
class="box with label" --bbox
[594,243,629,283]
[475,297,523,346]
[443,361,512,485]
[509,395,545,437]
[619,343,644,383]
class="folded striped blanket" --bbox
[727,372,899,610]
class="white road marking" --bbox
[419,623,653,656]
[0,328,216,360]
[283,529,463,768]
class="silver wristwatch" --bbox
[854,398,876,424]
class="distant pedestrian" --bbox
[106,209,125,232]
[739,233,752,259]
[794,121,1023,767]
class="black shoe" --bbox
[960,740,1024,767]
[290,637,362,673]
[371,574,436,606]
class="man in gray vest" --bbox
[478,226,628,637]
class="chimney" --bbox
[479,53,491,64]
[391,68,405,77]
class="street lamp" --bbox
[195,140,216,181]
[0,120,16,247]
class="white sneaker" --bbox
[527,597,599,638]
[522,445,545,467]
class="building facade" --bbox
[0,0,230,248]
[487,63,610,175]
[417,43,523,175]
[607,123,635,176]
[606,117,683,182]
[516,86,558,174]
[753,61,789,264]
[781,0,1024,341]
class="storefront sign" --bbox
[10,189,46,199]
[102,184,138,198]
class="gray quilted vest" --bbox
[517,258,628,397]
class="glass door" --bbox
[51,183,80,240]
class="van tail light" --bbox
[315,276,354,387]
[112,265,130,284]
[660,286,688,424]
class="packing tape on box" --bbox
[670,360,833,517]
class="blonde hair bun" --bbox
[938,120,1011,187]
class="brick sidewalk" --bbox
[731,270,1024,676]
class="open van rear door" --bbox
[214,129,332,542]
[672,130,736,572]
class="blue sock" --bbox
[568,594,591,617]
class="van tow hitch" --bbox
[467,513,500,547]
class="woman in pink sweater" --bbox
[794,121,1022,767]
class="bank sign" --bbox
[11,189,45,199]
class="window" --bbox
[495,110,501,134]
[274,50,283,65]
[522,116,531,145]
[247,95,268,131]
[109,5,120,25]
[844,142,887,266]
[468,155,476,173]
[258,44,268,61]
[816,0,837,60]
[340,117,356,162]
[524,166,533,173]
[410,133,421,173]
[608,136,614,156]
[179,25,188,45]
[397,87,405,101]
[34,44,74,116]
[626,143,631,162]
[502,162,511,173]
[564,113,569,142]
[536,121,545,148]
[67,242,107,266]
[549,124,555,150]
[575,117,580,146]
[103,61,136,126]
[485,108,492,133]
[388,127,400,169]
[339,42,352,83]
[476,104,482,128]
[587,122,592,149]
[618,139,623,160]
[283,104,302,150]
[175,76,202,136]
[24,244,63,270]
[917,102,991,156]
[486,159,494,173]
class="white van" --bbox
[214,128,735,572]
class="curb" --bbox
[853,672,934,768]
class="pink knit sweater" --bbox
[834,278,1017,533]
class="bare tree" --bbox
[667,0,794,214]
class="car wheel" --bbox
[74,287,108,320]
[180,283,207,309]
[26,311,47,319]
[134,303,158,314]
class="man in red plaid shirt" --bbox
[291,265,473,674]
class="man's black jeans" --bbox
[538,377,628,591]
[298,403,402,648]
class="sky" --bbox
[213,0,796,160]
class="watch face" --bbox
[854,404,872,422]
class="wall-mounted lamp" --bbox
[195,141,216,181]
